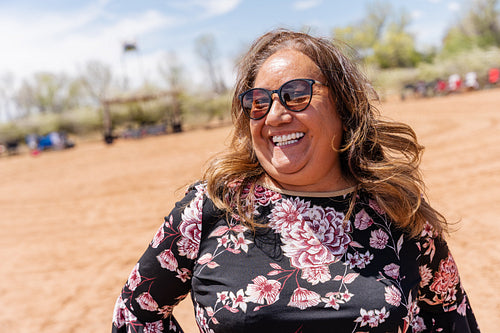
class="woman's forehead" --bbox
[254,49,323,87]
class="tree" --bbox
[332,1,422,68]
[79,60,113,104]
[333,1,392,60]
[442,0,500,54]
[194,33,227,94]
[0,73,15,121]
[158,51,184,91]
[158,51,186,132]
[370,12,422,68]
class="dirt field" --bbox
[1,89,499,332]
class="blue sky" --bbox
[0,0,466,90]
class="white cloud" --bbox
[167,0,241,18]
[196,0,242,17]
[0,3,177,87]
[411,10,423,20]
[292,0,323,11]
[448,1,461,12]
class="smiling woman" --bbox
[112,29,480,333]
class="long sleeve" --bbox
[415,223,480,332]
[112,184,207,333]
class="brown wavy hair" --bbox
[203,29,447,238]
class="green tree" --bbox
[442,0,500,54]
[333,1,391,59]
[371,21,422,68]
[13,72,85,115]
[333,2,422,68]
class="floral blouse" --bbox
[112,182,480,332]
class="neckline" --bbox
[259,181,357,198]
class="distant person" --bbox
[25,134,38,150]
[488,67,499,86]
[464,72,479,91]
[435,78,447,96]
[112,29,480,332]
[448,73,462,93]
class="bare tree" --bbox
[14,72,84,114]
[463,0,500,46]
[158,51,185,132]
[158,51,184,91]
[0,73,15,121]
[79,60,113,103]
[79,60,114,141]
[194,33,227,94]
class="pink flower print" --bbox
[421,221,435,238]
[360,250,373,267]
[419,264,433,288]
[282,231,336,284]
[369,199,385,215]
[113,296,137,328]
[127,263,141,291]
[369,229,389,249]
[354,209,374,230]
[217,291,230,305]
[195,304,214,333]
[280,205,352,284]
[355,308,378,327]
[156,249,178,271]
[144,320,164,333]
[346,251,373,269]
[322,292,344,310]
[177,216,202,260]
[288,287,321,310]
[136,292,159,311]
[230,289,247,312]
[346,252,362,269]
[231,232,252,253]
[268,197,310,234]
[254,184,282,206]
[178,193,203,259]
[176,268,191,282]
[384,285,401,306]
[411,316,426,332]
[355,307,389,328]
[383,263,400,279]
[164,214,173,228]
[457,297,467,316]
[217,234,230,248]
[429,254,460,303]
[245,275,281,305]
[339,291,354,302]
[305,206,352,256]
[151,225,165,248]
[300,265,332,285]
[375,307,390,324]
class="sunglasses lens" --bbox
[240,79,315,119]
[242,89,270,119]
[281,80,312,111]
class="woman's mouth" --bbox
[272,132,305,147]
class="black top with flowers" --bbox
[112,182,480,332]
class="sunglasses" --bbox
[238,78,325,120]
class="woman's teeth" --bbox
[272,132,305,147]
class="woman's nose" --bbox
[265,94,292,126]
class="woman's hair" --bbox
[203,29,446,238]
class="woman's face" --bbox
[250,49,347,192]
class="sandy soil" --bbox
[1,89,498,332]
